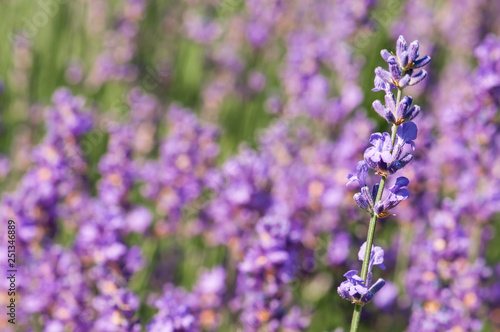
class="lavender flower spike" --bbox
[346,36,430,332]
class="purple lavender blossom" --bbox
[347,161,369,187]
[372,93,421,125]
[338,242,386,305]
[364,132,393,174]
[375,35,431,89]
[374,177,410,218]
[343,36,430,331]
[363,122,418,176]
[338,270,371,304]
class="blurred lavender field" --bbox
[0,0,500,331]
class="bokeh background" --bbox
[0,0,500,331]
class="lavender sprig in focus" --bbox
[339,36,431,332]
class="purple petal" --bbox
[409,70,427,85]
[375,67,393,84]
[396,35,407,62]
[384,92,396,112]
[408,40,419,62]
[397,122,418,142]
[399,74,411,87]
[413,55,431,69]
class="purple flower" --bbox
[147,285,198,332]
[372,75,394,93]
[358,242,387,272]
[328,232,351,266]
[353,185,377,213]
[338,270,370,304]
[374,281,398,310]
[364,122,418,176]
[125,206,152,233]
[390,121,418,173]
[374,177,410,218]
[338,270,384,305]
[364,132,393,174]
[346,161,369,187]
[339,241,386,305]
[373,94,421,125]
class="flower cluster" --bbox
[236,215,307,331]
[88,0,147,86]
[141,105,219,234]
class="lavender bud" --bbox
[396,35,407,63]
[399,74,411,88]
[368,278,386,294]
[389,59,402,80]
[354,192,371,211]
[396,96,413,122]
[380,49,392,62]
[407,40,419,63]
[384,92,397,112]
[409,70,428,86]
[388,153,414,174]
[413,55,431,68]
[406,105,421,121]
[399,51,409,68]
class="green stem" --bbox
[350,304,363,332]
[349,88,402,332]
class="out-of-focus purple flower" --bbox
[475,34,500,99]
[236,214,304,331]
[248,71,266,92]
[97,125,136,207]
[374,281,398,310]
[125,206,152,233]
[193,266,226,330]
[147,285,198,332]
[282,306,311,332]
[194,266,226,307]
[0,155,11,180]
[184,11,221,44]
[141,105,219,234]
[65,61,84,85]
[328,232,351,266]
